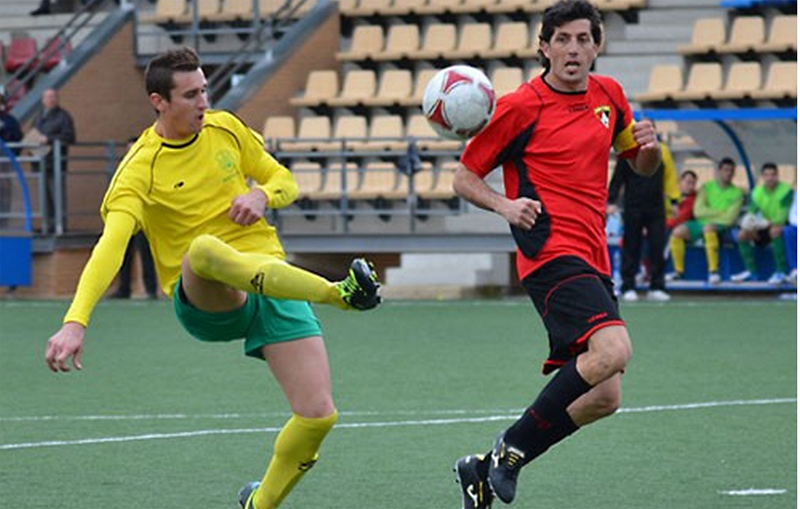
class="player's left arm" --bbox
[230,125,299,226]
[629,120,661,176]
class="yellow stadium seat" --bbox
[336,25,384,61]
[634,64,683,103]
[751,61,797,100]
[677,18,726,55]
[756,15,797,53]
[289,70,339,108]
[328,69,377,107]
[717,16,765,54]
[672,62,723,101]
[363,69,413,107]
[711,62,762,101]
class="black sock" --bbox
[503,359,591,463]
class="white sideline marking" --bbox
[0,397,794,451]
[718,489,787,496]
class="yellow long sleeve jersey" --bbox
[64,110,298,326]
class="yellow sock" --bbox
[187,234,347,308]
[254,412,338,509]
[703,230,719,273]
[669,235,686,274]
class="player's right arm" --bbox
[45,211,136,373]
[454,163,541,230]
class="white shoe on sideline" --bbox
[767,272,787,285]
[731,270,754,282]
[708,272,722,285]
[621,290,639,302]
[788,269,797,286]
[646,289,671,302]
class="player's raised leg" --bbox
[186,234,380,310]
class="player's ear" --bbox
[149,92,167,113]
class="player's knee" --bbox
[187,234,221,278]
[590,391,622,418]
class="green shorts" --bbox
[685,220,704,242]
[172,278,322,359]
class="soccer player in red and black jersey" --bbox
[453,2,661,508]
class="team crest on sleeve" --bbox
[594,106,611,128]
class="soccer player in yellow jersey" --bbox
[44,47,380,509]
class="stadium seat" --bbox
[491,67,524,97]
[331,115,368,151]
[5,36,38,74]
[378,0,427,16]
[287,0,317,19]
[672,62,723,101]
[445,23,492,61]
[216,0,255,22]
[677,17,726,55]
[4,79,27,109]
[289,70,338,108]
[174,0,221,24]
[410,24,457,60]
[279,115,337,153]
[262,116,296,148]
[349,115,407,152]
[711,61,762,101]
[142,0,189,24]
[415,0,463,15]
[336,25,383,61]
[634,64,683,103]
[751,61,797,100]
[418,162,458,201]
[483,22,535,59]
[399,68,439,106]
[291,160,324,200]
[343,0,392,17]
[373,24,420,61]
[363,69,413,107]
[717,16,765,54]
[349,162,406,201]
[328,69,377,107]
[406,114,463,151]
[41,36,72,72]
[486,0,537,15]
[755,15,797,53]
[308,164,361,202]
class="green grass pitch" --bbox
[0,297,796,508]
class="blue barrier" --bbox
[0,139,33,286]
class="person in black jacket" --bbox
[31,88,75,233]
[607,142,677,302]
[1,95,23,229]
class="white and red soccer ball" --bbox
[422,65,496,141]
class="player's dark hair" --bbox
[538,0,603,70]
[681,169,698,180]
[144,47,201,101]
[760,162,778,173]
[718,157,736,169]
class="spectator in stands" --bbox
[109,138,158,300]
[607,139,678,302]
[0,94,23,229]
[731,162,793,284]
[43,46,380,509]
[31,88,76,233]
[668,157,743,284]
[451,2,662,509]
[665,169,698,231]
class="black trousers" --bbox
[118,232,157,296]
[621,206,666,292]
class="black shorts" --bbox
[754,227,772,248]
[521,256,625,374]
